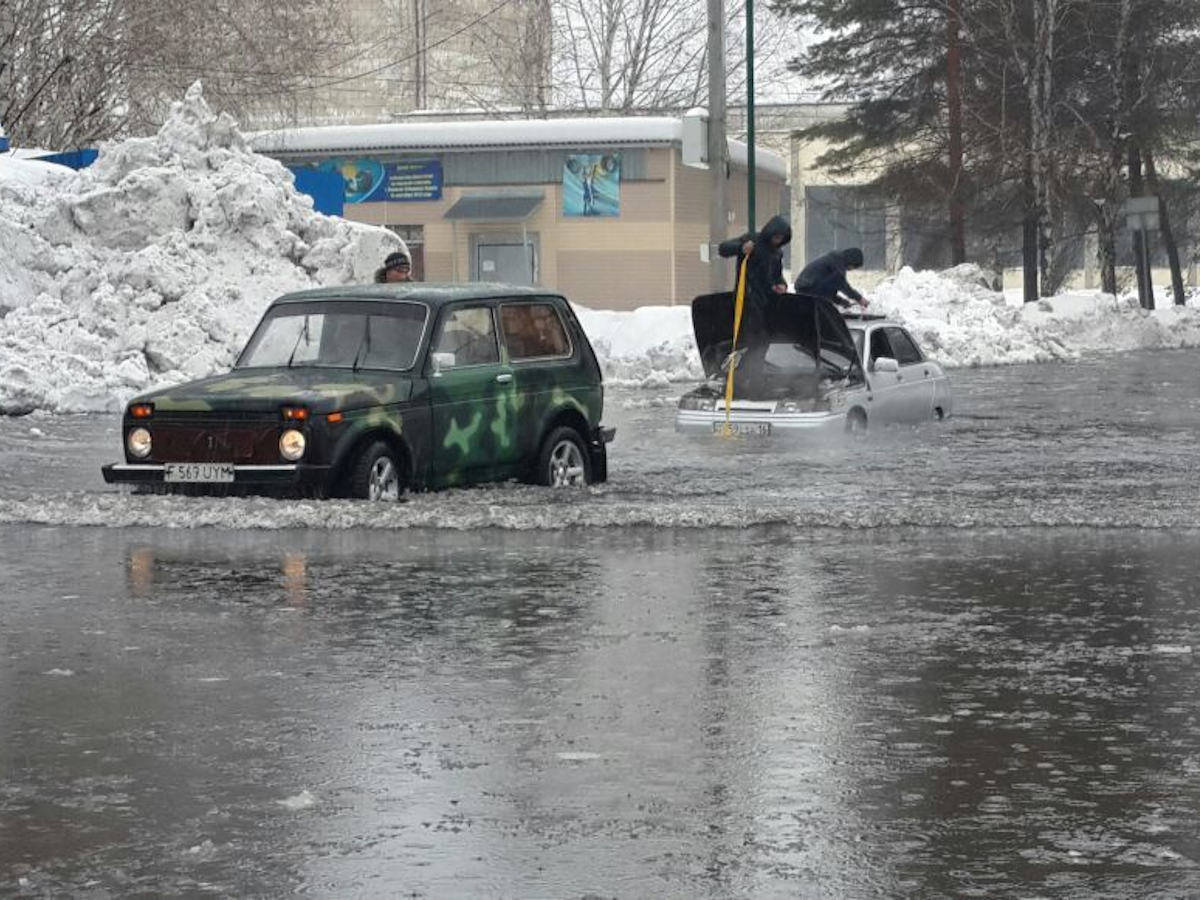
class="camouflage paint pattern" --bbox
[117,292,606,491]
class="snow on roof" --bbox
[249,117,788,179]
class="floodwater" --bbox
[2,351,1200,897]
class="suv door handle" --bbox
[496,373,513,384]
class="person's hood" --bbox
[690,290,858,379]
[839,247,864,268]
[132,368,416,416]
[759,215,792,248]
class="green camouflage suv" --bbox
[101,285,614,499]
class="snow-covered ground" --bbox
[3,87,1200,415]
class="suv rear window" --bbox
[500,303,571,360]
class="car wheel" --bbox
[846,409,868,436]
[349,441,403,501]
[536,426,591,488]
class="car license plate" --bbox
[164,463,235,483]
[711,421,771,436]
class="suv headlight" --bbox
[127,427,152,459]
[678,395,715,411]
[279,428,306,461]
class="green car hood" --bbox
[135,368,415,415]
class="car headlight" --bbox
[678,395,715,411]
[127,427,152,459]
[279,428,306,461]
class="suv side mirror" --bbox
[430,351,456,375]
[873,357,899,374]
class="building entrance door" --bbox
[476,241,536,285]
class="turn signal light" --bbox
[326,412,344,423]
[281,406,309,422]
[129,403,154,419]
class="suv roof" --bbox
[272,282,560,309]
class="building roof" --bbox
[250,116,788,179]
[273,283,558,308]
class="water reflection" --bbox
[5,527,1200,896]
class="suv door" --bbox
[427,303,519,484]
[884,326,935,421]
[496,298,589,458]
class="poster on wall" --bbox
[309,158,443,203]
[563,153,621,217]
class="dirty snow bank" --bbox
[572,304,702,387]
[0,83,400,415]
[580,264,1200,384]
[870,265,1200,367]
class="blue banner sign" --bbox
[310,157,442,204]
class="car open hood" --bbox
[691,291,862,379]
[134,368,415,416]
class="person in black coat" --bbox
[717,214,792,298]
[715,215,792,396]
[794,247,868,309]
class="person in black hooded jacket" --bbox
[717,215,792,298]
[715,215,792,396]
[794,247,868,309]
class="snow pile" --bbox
[572,304,702,387]
[0,83,400,415]
[871,265,1200,367]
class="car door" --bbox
[866,327,904,424]
[884,326,935,422]
[426,303,519,484]
[496,298,580,457]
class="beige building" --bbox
[252,117,788,310]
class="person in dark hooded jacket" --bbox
[794,248,868,308]
[715,215,792,396]
[717,215,792,298]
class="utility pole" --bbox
[745,0,756,231]
[707,0,727,291]
[947,0,966,264]
[413,0,427,108]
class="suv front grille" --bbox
[149,419,281,463]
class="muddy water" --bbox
[2,526,1200,897]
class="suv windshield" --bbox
[237,300,428,371]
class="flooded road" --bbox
[2,351,1200,897]
[4,527,1200,897]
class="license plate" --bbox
[164,463,235,483]
[712,421,771,436]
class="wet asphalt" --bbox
[2,352,1200,897]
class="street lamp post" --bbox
[745,0,755,231]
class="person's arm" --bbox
[836,273,865,305]
[718,232,753,258]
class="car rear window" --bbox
[500,303,571,360]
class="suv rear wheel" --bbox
[349,441,403,501]
[536,426,591,487]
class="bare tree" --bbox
[0,0,129,147]
[551,0,791,113]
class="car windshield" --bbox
[851,328,865,361]
[237,300,428,371]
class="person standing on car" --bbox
[374,250,413,284]
[716,216,792,395]
[794,247,869,309]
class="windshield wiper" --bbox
[351,317,371,372]
[286,316,310,368]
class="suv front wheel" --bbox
[349,441,404,501]
[536,426,591,487]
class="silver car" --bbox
[675,293,952,436]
